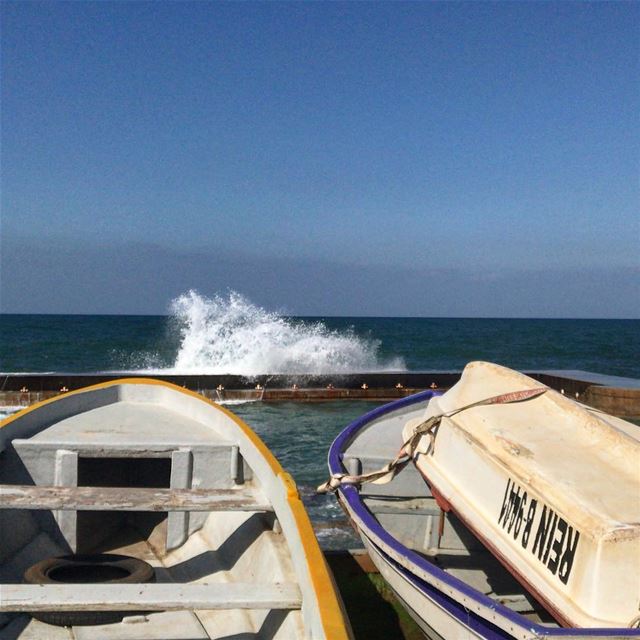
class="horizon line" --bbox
[0,312,638,321]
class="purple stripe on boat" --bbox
[327,391,640,638]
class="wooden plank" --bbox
[11,440,238,457]
[0,582,302,612]
[0,485,273,512]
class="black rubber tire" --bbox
[24,553,155,627]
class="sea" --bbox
[1,290,638,548]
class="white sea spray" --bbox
[161,290,405,375]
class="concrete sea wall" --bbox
[1,371,638,418]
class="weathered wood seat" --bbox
[0,485,273,512]
[9,437,249,550]
[0,582,302,612]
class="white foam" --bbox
[0,406,24,421]
[144,290,405,376]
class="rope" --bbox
[317,387,547,494]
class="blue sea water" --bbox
[1,294,638,547]
[1,314,638,377]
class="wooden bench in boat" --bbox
[9,438,252,550]
[0,484,274,512]
[0,582,302,612]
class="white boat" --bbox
[405,362,640,629]
[0,378,351,640]
[325,363,640,638]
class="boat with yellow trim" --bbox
[0,378,351,639]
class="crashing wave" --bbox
[157,290,405,375]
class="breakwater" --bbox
[2,370,639,417]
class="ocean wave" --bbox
[138,290,405,376]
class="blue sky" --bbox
[1,1,638,316]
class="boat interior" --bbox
[340,403,560,629]
[0,384,315,640]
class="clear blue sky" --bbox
[1,1,638,316]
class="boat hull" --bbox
[406,363,640,628]
[0,378,352,640]
[327,388,640,639]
